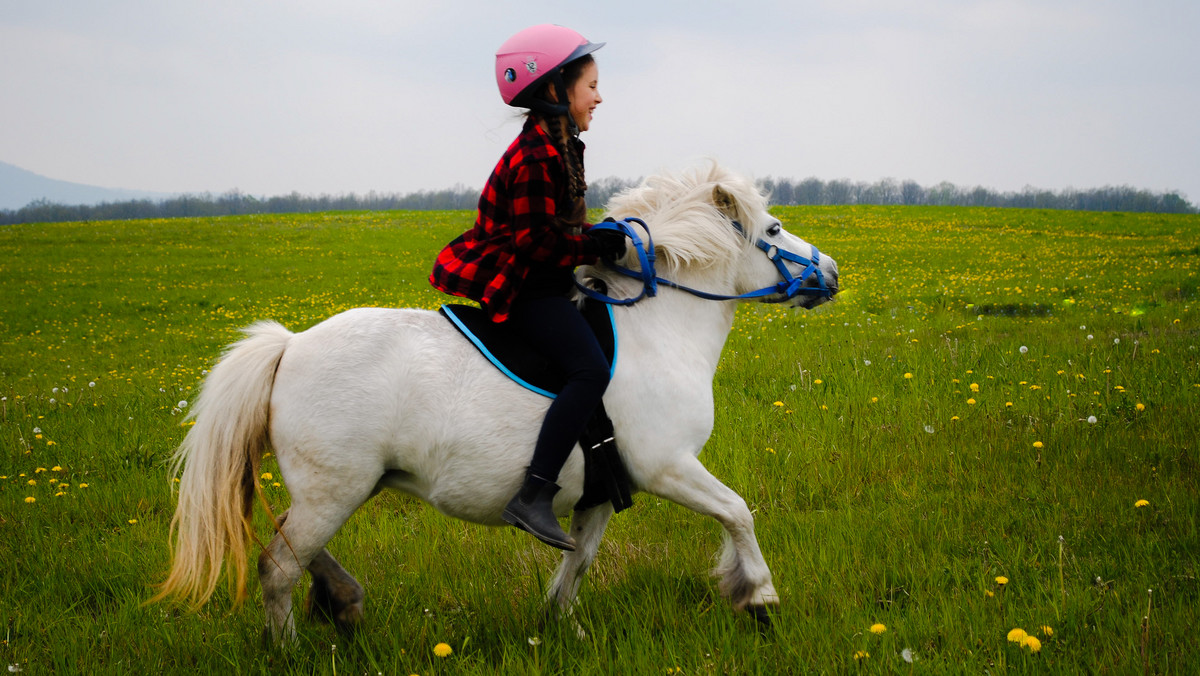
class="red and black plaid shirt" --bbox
[430,119,599,322]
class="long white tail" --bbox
[152,320,293,608]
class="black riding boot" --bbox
[502,471,576,551]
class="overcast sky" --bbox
[3,0,1198,201]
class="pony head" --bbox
[600,162,838,309]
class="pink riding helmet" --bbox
[495,24,604,114]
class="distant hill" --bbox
[0,161,172,210]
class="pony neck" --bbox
[617,287,739,377]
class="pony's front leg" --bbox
[646,456,778,621]
[545,502,615,637]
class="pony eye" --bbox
[767,223,782,237]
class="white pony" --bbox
[153,162,839,643]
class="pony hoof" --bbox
[747,605,774,632]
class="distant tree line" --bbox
[756,176,1196,213]
[1,176,1193,225]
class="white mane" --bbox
[602,162,770,275]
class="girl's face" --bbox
[567,61,602,132]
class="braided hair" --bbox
[529,55,593,226]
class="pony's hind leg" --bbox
[258,499,365,645]
[306,548,365,633]
[645,456,778,624]
[545,502,615,637]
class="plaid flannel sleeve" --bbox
[509,161,598,266]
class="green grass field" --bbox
[1,206,1197,674]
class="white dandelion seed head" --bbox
[864,359,872,366]
[1087,334,1094,340]
[89,381,96,387]
[1020,346,1028,354]
[901,648,914,663]
[924,425,935,434]
[1114,338,1120,344]
[52,387,59,393]
[528,636,542,646]
[33,427,41,434]
[178,400,188,409]
[1088,415,1097,424]
[49,398,56,404]
[1080,325,1086,330]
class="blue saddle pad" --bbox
[438,301,617,399]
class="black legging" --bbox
[507,295,611,481]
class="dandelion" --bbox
[52,466,62,472]
[863,359,872,366]
[995,576,1009,586]
[1021,635,1042,652]
[1114,338,1120,345]
[923,425,934,434]
[985,590,994,598]
[1087,415,1098,424]
[27,479,36,486]
[1007,627,1027,643]
[869,623,887,634]
[260,472,273,481]
[853,650,869,660]
[904,373,913,379]
[128,519,138,525]
[901,648,914,663]
[433,642,453,658]
[1019,346,1028,354]
[178,400,188,409]
[1040,625,1054,637]
[24,497,36,504]
[1033,441,1044,449]
[89,381,96,388]
[1136,402,1145,411]
[970,383,980,392]
[1135,499,1149,508]
[967,398,976,405]
[772,401,784,407]
[814,379,823,385]
[79,483,88,488]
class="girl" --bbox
[429,25,626,551]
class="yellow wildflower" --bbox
[433,642,452,658]
[1021,635,1042,652]
[904,373,913,379]
[25,496,36,504]
[967,398,976,405]
[1033,441,1043,449]
[1135,403,1145,411]
[853,650,870,660]
[1007,628,1027,643]
[1039,625,1054,637]
[995,576,1009,586]
[260,472,273,481]
[869,623,887,634]
[1135,499,1149,508]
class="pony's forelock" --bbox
[603,162,769,273]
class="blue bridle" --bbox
[576,217,833,306]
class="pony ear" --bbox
[712,185,738,216]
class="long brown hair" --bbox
[528,55,593,225]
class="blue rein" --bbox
[576,217,832,306]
